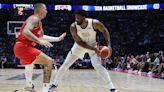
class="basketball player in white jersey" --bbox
[51,10,117,92]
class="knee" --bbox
[45,57,53,66]
[47,57,52,62]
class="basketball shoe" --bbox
[110,89,117,92]
[23,84,35,92]
[49,84,57,91]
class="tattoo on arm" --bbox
[22,16,41,43]
[27,16,39,30]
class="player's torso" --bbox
[75,18,96,47]
[16,15,42,46]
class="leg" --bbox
[52,51,79,85]
[149,65,157,74]
[90,53,116,90]
[157,64,163,74]
[14,43,52,92]
[33,52,53,92]
[25,64,34,87]
[23,64,35,91]
[33,52,52,83]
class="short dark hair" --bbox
[34,3,45,12]
[74,10,86,17]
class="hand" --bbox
[59,32,66,41]
[108,47,112,58]
[94,48,100,56]
[39,39,53,48]
[97,45,112,58]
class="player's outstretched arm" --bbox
[41,32,66,42]
[43,32,66,42]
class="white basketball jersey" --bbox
[75,18,96,47]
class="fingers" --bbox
[44,42,53,48]
[47,42,53,47]
[95,48,100,56]
[63,32,66,35]
[62,32,67,37]
[42,41,53,48]
[95,52,99,56]
[59,32,67,41]
[108,48,112,58]
[97,48,100,54]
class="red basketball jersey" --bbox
[16,14,42,46]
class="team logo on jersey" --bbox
[81,32,90,37]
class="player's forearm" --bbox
[42,35,60,42]
[76,41,96,51]
[22,28,41,43]
[102,30,112,48]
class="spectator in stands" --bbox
[148,54,161,75]
[0,55,7,69]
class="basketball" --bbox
[100,46,110,59]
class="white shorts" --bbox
[71,43,96,59]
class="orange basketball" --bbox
[100,46,110,59]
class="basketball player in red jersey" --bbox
[13,3,66,92]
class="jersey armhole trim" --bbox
[74,22,78,32]
[92,19,96,31]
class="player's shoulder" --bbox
[70,22,76,28]
[27,15,39,23]
[92,19,102,28]
[92,19,101,24]
[70,22,77,33]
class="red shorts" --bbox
[13,42,41,65]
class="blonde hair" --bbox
[34,3,45,13]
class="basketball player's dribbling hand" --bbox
[108,47,112,58]
[39,40,53,48]
[59,32,66,41]
[94,48,101,56]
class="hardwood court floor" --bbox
[0,69,164,92]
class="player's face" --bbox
[41,5,47,19]
[75,14,84,25]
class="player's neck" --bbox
[34,13,42,21]
[80,19,88,29]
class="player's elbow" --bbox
[22,28,29,36]
[22,30,27,36]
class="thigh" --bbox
[33,52,52,65]
[71,43,86,59]
[63,51,79,65]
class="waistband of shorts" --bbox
[15,41,33,47]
